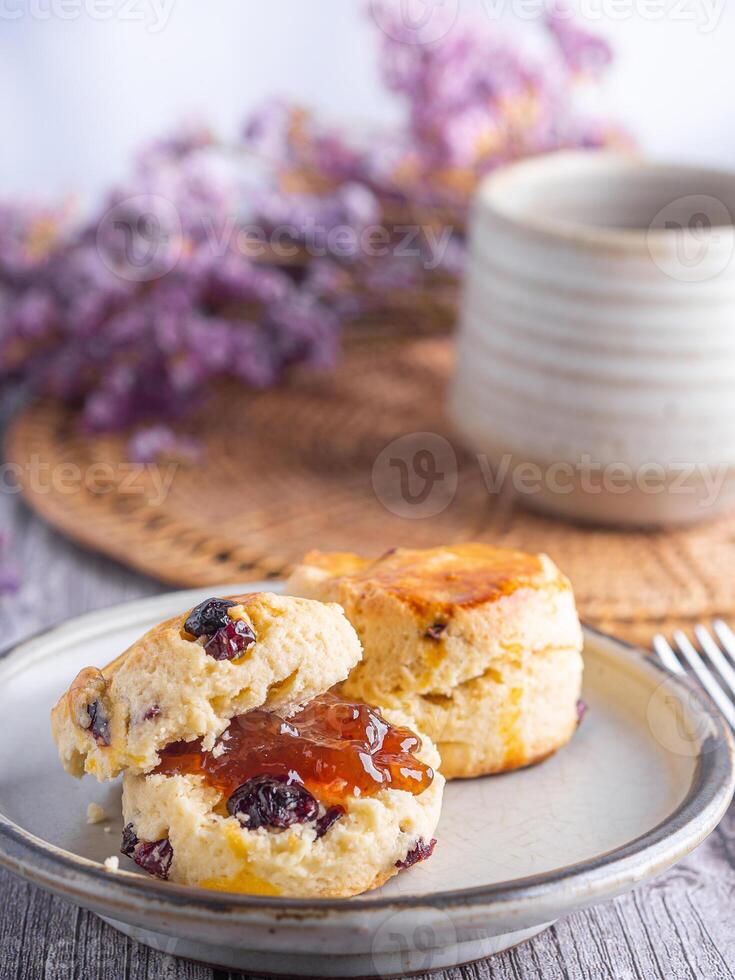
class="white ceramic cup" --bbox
[450,151,735,526]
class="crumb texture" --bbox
[121,709,443,898]
[51,592,362,781]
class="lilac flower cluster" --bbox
[355,2,618,207]
[0,143,339,431]
[239,4,622,314]
[0,5,621,434]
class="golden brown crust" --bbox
[288,543,584,780]
[288,543,582,697]
[298,543,547,616]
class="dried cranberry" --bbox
[184,597,235,637]
[315,805,344,838]
[135,839,174,880]
[204,619,257,661]
[576,699,588,726]
[425,623,447,641]
[227,775,319,830]
[87,700,110,746]
[142,705,161,721]
[120,823,173,880]
[396,837,436,869]
[121,823,138,857]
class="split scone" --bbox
[287,543,584,779]
[51,593,362,781]
[51,592,443,897]
[121,696,443,897]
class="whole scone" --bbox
[120,702,443,898]
[287,543,584,779]
[51,592,362,781]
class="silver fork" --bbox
[653,621,735,730]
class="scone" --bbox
[50,592,444,898]
[287,543,584,779]
[51,593,363,780]
[121,697,443,897]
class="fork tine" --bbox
[712,620,735,665]
[653,634,685,674]
[694,624,735,700]
[672,630,735,729]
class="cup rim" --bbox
[476,150,735,249]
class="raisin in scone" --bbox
[120,696,443,898]
[51,593,362,781]
[287,543,584,779]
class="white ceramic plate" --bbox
[0,583,733,978]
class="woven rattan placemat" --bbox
[7,336,735,646]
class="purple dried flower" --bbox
[0,5,622,436]
[0,534,19,596]
[137,122,216,170]
[0,568,19,595]
[242,100,299,164]
[368,0,621,207]
[128,425,203,465]
[0,202,69,283]
[0,166,341,431]
[243,100,363,182]
[546,7,613,77]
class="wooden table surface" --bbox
[2,472,735,980]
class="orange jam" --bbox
[155,693,434,807]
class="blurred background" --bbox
[2,0,734,202]
[4,0,735,643]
